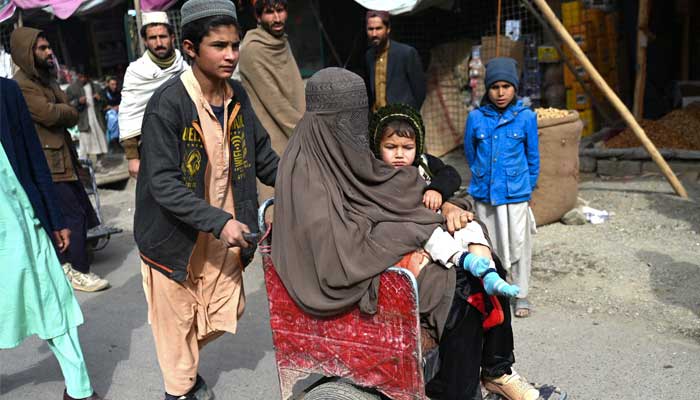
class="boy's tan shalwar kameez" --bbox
[141,70,245,396]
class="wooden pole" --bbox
[496,0,502,57]
[134,0,145,55]
[532,0,688,199]
[633,0,651,120]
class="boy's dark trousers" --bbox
[54,181,95,273]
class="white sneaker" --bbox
[62,263,75,281]
[70,270,110,292]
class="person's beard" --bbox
[35,56,55,73]
[371,36,388,49]
[149,45,175,60]
[262,20,285,38]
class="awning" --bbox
[1,0,175,23]
[353,0,454,15]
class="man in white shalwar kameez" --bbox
[118,11,188,178]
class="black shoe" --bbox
[164,375,214,400]
[63,389,104,400]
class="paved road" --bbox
[2,230,699,400]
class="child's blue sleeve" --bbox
[463,113,476,167]
[525,112,540,189]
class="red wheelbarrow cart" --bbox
[256,198,439,400]
[256,199,567,400]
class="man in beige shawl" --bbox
[239,0,304,201]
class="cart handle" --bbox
[257,197,274,248]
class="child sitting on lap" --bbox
[369,103,518,297]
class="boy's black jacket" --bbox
[134,74,278,282]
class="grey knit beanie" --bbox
[485,57,519,90]
[181,0,237,26]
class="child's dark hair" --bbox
[140,23,175,40]
[380,120,416,142]
[255,0,288,17]
[182,15,240,54]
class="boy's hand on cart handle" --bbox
[220,219,250,248]
[53,228,71,253]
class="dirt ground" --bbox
[530,175,700,342]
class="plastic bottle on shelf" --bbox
[468,45,485,109]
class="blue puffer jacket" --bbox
[463,100,539,206]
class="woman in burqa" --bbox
[272,68,528,400]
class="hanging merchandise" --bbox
[468,45,485,110]
[521,33,541,107]
[505,19,521,41]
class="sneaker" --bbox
[62,263,75,279]
[70,270,110,292]
[483,370,540,400]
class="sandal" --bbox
[514,298,531,318]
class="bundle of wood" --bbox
[606,104,700,150]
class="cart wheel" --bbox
[304,382,380,400]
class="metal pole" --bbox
[532,0,688,199]
[134,0,145,55]
[496,0,502,56]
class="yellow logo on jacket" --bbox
[184,149,202,176]
[230,114,251,180]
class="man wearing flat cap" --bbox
[119,11,188,179]
[134,0,279,399]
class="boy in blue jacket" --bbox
[464,57,540,319]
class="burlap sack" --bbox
[421,40,472,157]
[530,111,583,226]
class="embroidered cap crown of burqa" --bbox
[272,67,443,316]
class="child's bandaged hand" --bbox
[423,190,443,211]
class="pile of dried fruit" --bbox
[535,107,572,120]
[605,104,700,150]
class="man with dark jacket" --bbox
[10,27,108,292]
[134,0,278,397]
[364,10,426,112]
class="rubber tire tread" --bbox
[304,381,380,400]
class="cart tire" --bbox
[304,382,380,400]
